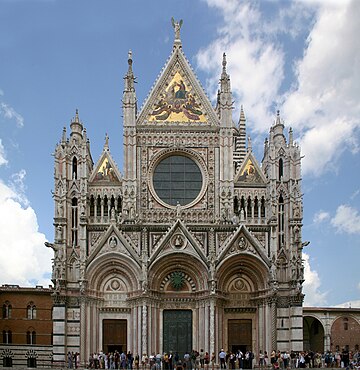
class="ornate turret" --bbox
[70,109,83,141]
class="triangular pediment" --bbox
[217,224,270,267]
[234,152,267,186]
[148,219,207,267]
[87,224,141,268]
[89,146,122,184]
[137,48,219,127]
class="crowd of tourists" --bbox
[264,349,360,369]
[66,348,360,370]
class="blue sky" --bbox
[0,0,359,307]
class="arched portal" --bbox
[217,252,269,354]
[303,316,325,352]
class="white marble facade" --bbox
[49,21,304,366]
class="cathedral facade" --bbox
[49,22,305,365]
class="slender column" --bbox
[101,198,104,221]
[142,305,148,356]
[258,303,264,353]
[204,305,209,352]
[210,300,215,356]
[271,299,277,350]
[80,298,86,367]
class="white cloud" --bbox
[313,210,330,224]
[196,1,286,129]
[0,102,24,127]
[283,1,360,176]
[331,204,360,234]
[302,253,327,306]
[0,139,8,166]
[0,178,52,287]
[197,1,360,176]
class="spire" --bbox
[123,50,137,127]
[171,17,183,49]
[220,53,231,93]
[222,52,227,77]
[235,105,247,163]
[62,127,67,143]
[70,108,83,139]
[218,53,233,128]
[289,127,293,146]
[272,110,286,145]
[124,50,135,92]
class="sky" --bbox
[0,0,359,308]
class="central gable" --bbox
[148,71,206,123]
[137,48,219,127]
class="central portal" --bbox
[163,310,192,358]
[103,319,127,353]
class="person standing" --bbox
[219,349,227,369]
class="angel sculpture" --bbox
[171,17,183,40]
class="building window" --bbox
[278,194,285,247]
[71,197,78,246]
[89,195,95,217]
[2,302,12,318]
[247,196,252,218]
[254,196,259,218]
[279,158,283,179]
[104,195,109,217]
[152,154,203,207]
[72,157,78,179]
[26,330,36,345]
[27,304,36,319]
[2,330,12,344]
[96,195,101,217]
[343,318,349,330]
[3,357,12,367]
[260,196,266,218]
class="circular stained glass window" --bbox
[153,155,203,206]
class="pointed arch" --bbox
[72,156,78,179]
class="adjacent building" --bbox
[0,285,53,367]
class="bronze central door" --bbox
[103,319,127,353]
[228,319,252,353]
[163,310,192,358]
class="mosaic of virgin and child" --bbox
[150,76,204,121]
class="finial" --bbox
[75,109,79,123]
[289,127,293,146]
[247,136,252,152]
[239,105,246,122]
[171,17,183,45]
[104,133,109,149]
[275,110,282,125]
[128,50,133,66]
[222,52,227,72]
[62,127,67,142]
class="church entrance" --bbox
[163,310,192,358]
[103,319,127,353]
[228,319,252,355]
